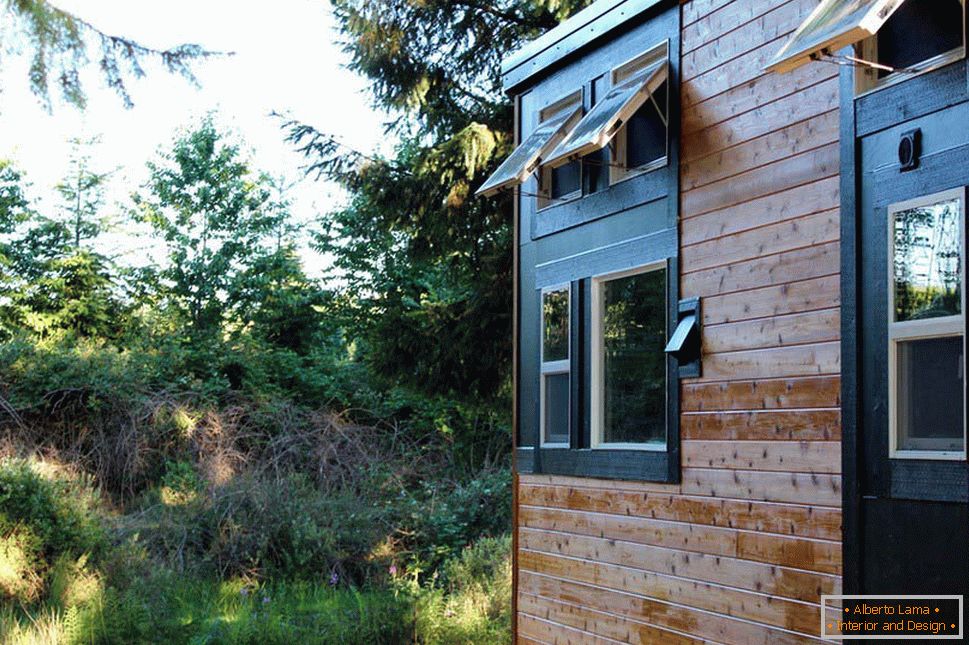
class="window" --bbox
[591,264,667,449]
[856,0,965,92]
[540,286,570,446]
[888,188,966,459]
[610,43,670,182]
[768,0,966,83]
[475,99,581,198]
[544,44,668,174]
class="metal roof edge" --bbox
[500,0,667,93]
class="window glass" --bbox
[545,61,666,167]
[551,160,581,198]
[542,288,569,362]
[892,196,962,322]
[626,80,668,169]
[768,0,898,72]
[475,106,580,197]
[896,336,965,452]
[543,373,570,444]
[876,0,963,76]
[599,268,666,445]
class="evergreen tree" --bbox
[54,136,112,249]
[285,0,592,400]
[1,0,212,109]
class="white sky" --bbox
[0,0,392,277]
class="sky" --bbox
[0,0,392,277]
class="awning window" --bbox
[767,0,906,73]
[543,60,668,169]
[475,106,582,197]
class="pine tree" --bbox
[284,0,592,400]
[1,0,212,109]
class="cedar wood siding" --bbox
[515,0,843,642]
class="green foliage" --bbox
[411,536,512,645]
[400,468,511,575]
[1,0,212,109]
[132,120,284,340]
[285,0,593,401]
[0,459,105,606]
[0,460,105,564]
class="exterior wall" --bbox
[514,0,843,642]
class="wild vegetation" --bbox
[0,0,596,642]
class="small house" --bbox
[478,0,968,641]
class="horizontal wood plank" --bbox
[682,0,819,77]
[683,440,841,474]
[681,409,841,441]
[519,611,623,645]
[684,80,839,163]
[520,527,841,602]
[702,308,840,353]
[681,468,842,506]
[682,376,841,411]
[520,571,831,645]
[737,531,842,575]
[698,342,841,381]
[699,275,841,326]
[682,116,839,195]
[682,241,840,298]
[518,480,843,540]
[519,550,825,635]
[683,145,839,219]
[683,210,839,273]
[519,505,739,557]
[518,592,706,645]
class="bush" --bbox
[0,459,105,604]
[412,535,512,645]
[401,467,511,575]
[126,474,391,584]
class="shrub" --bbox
[0,459,105,579]
[412,535,512,645]
[126,474,391,584]
[401,467,511,575]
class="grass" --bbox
[0,457,512,644]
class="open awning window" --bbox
[543,60,668,169]
[475,106,582,197]
[767,0,906,73]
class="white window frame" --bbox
[537,92,583,211]
[887,187,967,460]
[609,40,670,185]
[590,262,668,450]
[540,284,571,448]
[855,0,966,96]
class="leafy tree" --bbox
[132,120,279,339]
[284,0,592,400]
[1,0,212,109]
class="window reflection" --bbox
[600,269,666,445]
[893,197,962,322]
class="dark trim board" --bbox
[501,0,673,93]
[841,53,969,597]
[531,165,670,238]
[839,54,863,597]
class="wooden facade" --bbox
[494,0,969,641]
[511,0,842,642]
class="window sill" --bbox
[516,446,679,483]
